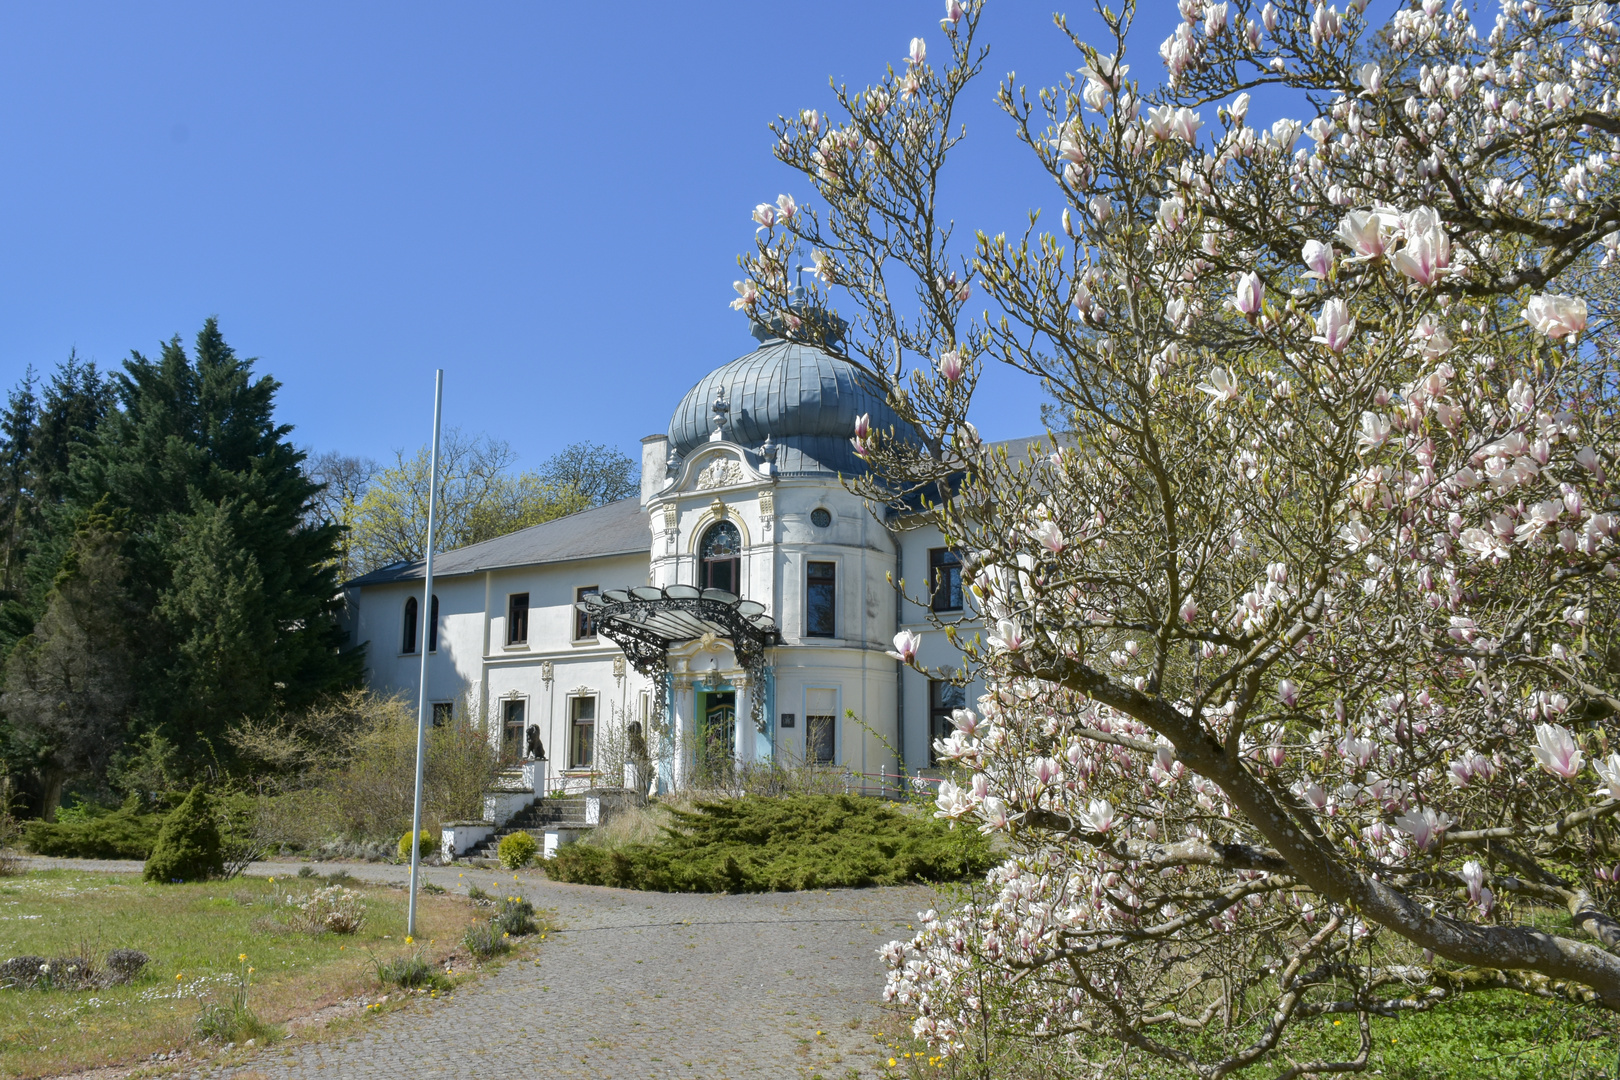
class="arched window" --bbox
[402,596,419,654]
[700,521,741,595]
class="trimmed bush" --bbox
[26,798,163,859]
[397,829,435,861]
[142,786,224,883]
[497,831,538,869]
[544,794,994,893]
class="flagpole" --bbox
[407,369,444,939]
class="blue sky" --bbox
[0,1,1182,469]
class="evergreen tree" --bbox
[0,511,136,818]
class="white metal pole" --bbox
[407,369,444,939]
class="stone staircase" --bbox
[461,794,591,862]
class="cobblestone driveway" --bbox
[164,861,937,1080]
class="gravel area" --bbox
[26,857,937,1079]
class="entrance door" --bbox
[501,699,526,766]
[701,691,736,775]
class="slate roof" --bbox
[344,497,649,587]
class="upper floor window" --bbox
[575,585,600,640]
[700,521,741,594]
[929,548,963,612]
[507,593,530,645]
[402,596,418,654]
[402,594,439,653]
[806,560,836,638]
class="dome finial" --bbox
[709,386,731,442]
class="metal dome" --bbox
[667,335,918,476]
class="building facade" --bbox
[343,325,994,794]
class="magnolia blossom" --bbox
[1522,294,1588,340]
[1079,798,1115,834]
[1081,52,1128,90]
[1531,722,1585,779]
[1232,271,1263,316]
[1461,860,1494,916]
[1392,208,1451,286]
[909,36,927,65]
[1277,678,1300,708]
[1179,596,1198,624]
[889,629,921,664]
[1354,62,1383,96]
[1197,366,1239,403]
[987,619,1026,652]
[1395,806,1453,851]
[1311,298,1355,353]
[938,349,965,384]
[729,280,758,311]
[1337,208,1399,261]
[943,0,965,25]
[1593,752,1620,800]
[1169,107,1203,144]
[1302,239,1333,279]
[752,203,777,230]
[851,413,873,457]
[1030,518,1066,554]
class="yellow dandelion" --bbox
[405,936,414,945]
[175,974,183,981]
[238,953,247,962]
[1333,1019,1341,1026]
[889,1059,897,1068]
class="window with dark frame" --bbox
[700,521,742,594]
[507,592,530,645]
[428,594,440,652]
[432,702,454,728]
[501,699,526,766]
[569,696,596,768]
[806,688,837,764]
[402,596,419,654]
[575,586,600,639]
[929,679,968,766]
[929,548,963,612]
[806,561,836,638]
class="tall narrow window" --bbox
[428,594,440,652]
[929,548,963,612]
[501,699,526,766]
[806,688,837,764]
[575,586,600,639]
[700,521,742,594]
[402,596,419,654]
[806,561,836,638]
[507,593,530,645]
[570,696,596,768]
[929,680,968,766]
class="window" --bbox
[569,696,596,769]
[929,548,963,612]
[507,593,529,645]
[806,688,837,764]
[929,680,968,766]
[432,702,454,728]
[806,561,836,638]
[402,596,418,654]
[810,507,832,528]
[428,595,439,652]
[700,521,742,594]
[501,699,526,766]
[575,586,600,639]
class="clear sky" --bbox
[0,1,1182,470]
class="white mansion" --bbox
[342,322,1009,795]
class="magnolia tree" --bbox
[738,0,1620,1074]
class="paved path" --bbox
[28,858,935,1080]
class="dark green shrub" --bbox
[544,794,993,893]
[25,797,163,859]
[491,896,537,937]
[143,786,224,883]
[462,920,511,960]
[497,830,537,869]
[397,829,434,861]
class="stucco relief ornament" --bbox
[696,458,745,489]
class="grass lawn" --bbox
[870,990,1620,1079]
[0,869,480,1079]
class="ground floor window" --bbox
[432,702,454,728]
[929,680,967,766]
[570,695,596,769]
[806,688,837,764]
[501,699,526,766]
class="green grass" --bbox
[0,869,477,1078]
[871,990,1620,1080]
[543,794,994,892]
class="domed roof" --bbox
[668,336,918,476]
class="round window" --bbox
[811,508,832,528]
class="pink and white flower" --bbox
[1394,806,1452,851]
[1531,722,1585,780]
[938,349,965,384]
[1522,294,1587,340]
[1079,798,1115,834]
[1592,752,1620,800]
[888,630,921,664]
[1311,298,1356,353]
[1232,272,1263,316]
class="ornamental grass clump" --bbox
[491,895,538,937]
[496,830,537,869]
[374,950,448,992]
[293,885,367,935]
[461,921,510,960]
